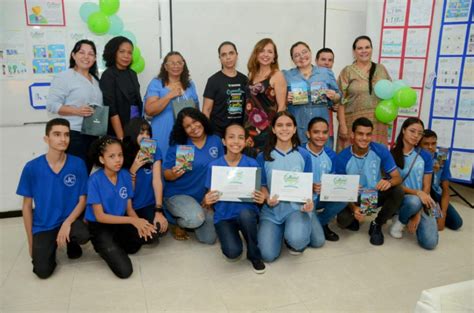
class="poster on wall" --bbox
[402,59,425,87]
[461,57,474,87]
[436,57,462,87]
[440,24,468,55]
[381,29,403,57]
[24,0,65,26]
[29,29,66,75]
[457,89,474,118]
[450,151,474,181]
[409,0,434,26]
[380,58,401,79]
[0,30,28,80]
[453,121,474,149]
[444,0,472,23]
[384,0,407,26]
[431,119,454,148]
[28,82,50,109]
[405,28,429,57]
[432,88,457,117]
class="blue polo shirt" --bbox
[85,169,134,222]
[205,155,260,224]
[302,144,337,201]
[335,142,397,189]
[133,149,163,210]
[16,154,88,234]
[398,148,433,191]
[432,153,451,195]
[256,147,313,224]
[163,135,224,202]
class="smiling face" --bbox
[72,43,96,71]
[115,42,133,70]
[257,43,276,66]
[316,52,334,69]
[353,39,372,63]
[403,122,424,148]
[307,121,329,149]
[291,43,312,69]
[223,124,245,155]
[44,125,70,152]
[99,143,124,173]
[136,128,151,146]
[273,115,297,143]
[164,54,185,78]
[352,125,373,150]
[219,44,238,70]
[183,116,205,140]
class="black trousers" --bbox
[337,184,404,227]
[89,222,143,279]
[32,219,89,279]
[67,130,97,173]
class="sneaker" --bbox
[347,219,360,231]
[251,259,266,274]
[287,247,303,256]
[368,221,384,246]
[67,242,82,259]
[223,253,242,263]
[389,215,404,239]
[323,225,340,241]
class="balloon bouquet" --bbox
[79,0,146,73]
[374,79,417,124]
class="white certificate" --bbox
[319,174,360,202]
[210,166,260,202]
[270,170,313,203]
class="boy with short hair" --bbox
[420,129,463,230]
[315,48,335,69]
[16,118,90,279]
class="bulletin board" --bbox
[377,0,436,145]
[428,0,474,183]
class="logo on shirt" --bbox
[63,174,76,187]
[144,168,152,175]
[209,147,219,158]
[119,187,128,199]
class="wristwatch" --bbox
[155,204,164,213]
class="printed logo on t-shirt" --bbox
[63,174,76,187]
[369,160,378,180]
[226,83,244,118]
[209,146,219,158]
[119,187,128,199]
[320,160,330,174]
[144,168,152,175]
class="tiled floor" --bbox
[1,197,472,313]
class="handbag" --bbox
[172,95,197,119]
[81,105,109,137]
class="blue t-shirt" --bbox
[163,135,224,202]
[303,144,336,201]
[256,147,313,224]
[132,148,163,210]
[16,154,88,234]
[398,148,433,191]
[432,153,451,195]
[85,169,134,222]
[335,142,397,189]
[143,78,199,157]
[205,155,260,224]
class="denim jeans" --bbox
[309,211,325,248]
[431,191,463,230]
[316,200,348,226]
[214,209,261,261]
[398,195,439,250]
[258,210,312,262]
[164,195,216,245]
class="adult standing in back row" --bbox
[203,42,248,137]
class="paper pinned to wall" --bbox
[468,25,474,54]
[440,24,468,55]
[405,28,430,57]
[444,0,472,23]
[453,120,474,149]
[384,0,408,26]
[402,59,425,87]
[450,151,474,181]
[458,89,474,118]
[433,88,457,117]
[381,29,404,57]
[380,58,401,79]
[431,119,454,148]
[0,30,28,80]
[437,57,462,87]
[461,57,474,87]
[409,0,434,26]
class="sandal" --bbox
[170,225,189,241]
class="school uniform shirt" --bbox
[163,135,224,202]
[334,142,397,189]
[132,148,163,210]
[432,153,451,195]
[85,169,134,222]
[205,155,260,224]
[302,145,337,201]
[256,147,313,224]
[16,154,88,234]
[398,148,433,191]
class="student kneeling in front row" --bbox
[17,118,90,279]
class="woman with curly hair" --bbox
[100,36,143,139]
[144,51,199,157]
[162,108,223,242]
[244,38,287,154]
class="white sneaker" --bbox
[390,215,404,239]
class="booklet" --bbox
[310,81,328,106]
[138,138,157,163]
[176,145,194,171]
[210,166,261,202]
[436,147,449,168]
[320,174,360,202]
[290,82,309,105]
[359,189,378,216]
[270,170,313,203]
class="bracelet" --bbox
[129,171,136,177]
[155,204,163,213]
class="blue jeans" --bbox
[315,199,348,226]
[164,195,216,245]
[214,209,261,261]
[258,210,312,262]
[309,211,325,248]
[431,191,463,230]
[398,195,438,250]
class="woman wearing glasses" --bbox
[283,41,341,148]
[144,51,199,156]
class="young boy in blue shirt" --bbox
[420,129,463,231]
[16,118,90,279]
[335,117,404,245]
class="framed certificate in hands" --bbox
[320,174,360,202]
[210,166,261,202]
[270,170,313,203]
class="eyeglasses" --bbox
[292,49,310,60]
[165,61,184,67]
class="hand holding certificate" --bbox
[270,170,313,203]
[319,174,360,202]
[210,166,261,202]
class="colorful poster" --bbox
[431,119,454,148]
[436,57,462,87]
[444,0,472,23]
[380,58,401,79]
[409,0,434,26]
[25,0,65,26]
[440,24,468,55]
[450,151,474,181]
[432,88,457,117]
[461,57,474,87]
[29,29,66,75]
[453,121,474,149]
[405,28,430,57]
[402,59,425,87]
[0,31,28,79]
[384,0,407,26]
[457,89,474,118]
[381,29,404,57]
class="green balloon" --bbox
[131,56,145,73]
[132,47,141,63]
[99,0,120,16]
[375,99,398,124]
[87,12,110,35]
[393,87,417,108]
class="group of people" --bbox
[17,35,463,279]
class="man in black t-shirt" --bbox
[203,42,248,137]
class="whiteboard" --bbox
[172,0,325,98]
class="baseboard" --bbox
[0,210,22,218]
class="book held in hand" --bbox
[176,145,195,171]
[359,189,378,216]
[138,138,157,163]
[290,82,309,105]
